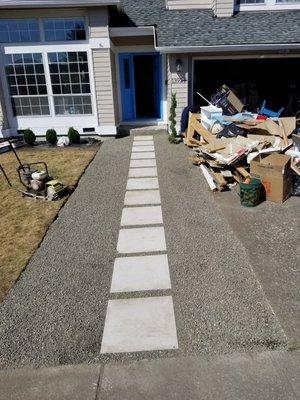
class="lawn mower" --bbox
[0,141,67,201]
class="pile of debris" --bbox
[184,85,300,204]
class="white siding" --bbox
[92,49,116,126]
[167,55,189,132]
[214,0,234,16]
[167,0,212,9]
[166,0,233,16]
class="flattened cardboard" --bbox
[250,153,292,203]
[247,117,296,138]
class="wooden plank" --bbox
[213,171,227,187]
[232,172,241,183]
[186,112,215,145]
[200,164,218,191]
[235,166,250,178]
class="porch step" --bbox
[119,125,168,137]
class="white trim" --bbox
[235,1,300,11]
[119,120,167,127]
[110,27,154,37]
[0,0,121,8]
[96,125,117,135]
[156,43,300,53]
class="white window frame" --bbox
[0,43,98,132]
[235,0,300,11]
[0,16,89,45]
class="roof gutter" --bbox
[0,0,122,8]
[155,43,300,54]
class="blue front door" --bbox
[119,53,162,121]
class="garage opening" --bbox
[193,58,300,116]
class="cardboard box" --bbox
[250,153,292,203]
[212,85,244,116]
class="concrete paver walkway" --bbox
[0,131,293,374]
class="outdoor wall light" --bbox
[176,58,183,73]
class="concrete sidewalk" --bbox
[0,350,299,400]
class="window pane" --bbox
[48,51,91,97]
[11,96,49,116]
[43,18,86,42]
[237,0,264,3]
[54,95,92,115]
[0,19,40,43]
[5,53,49,116]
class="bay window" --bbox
[4,51,92,117]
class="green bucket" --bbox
[239,178,261,207]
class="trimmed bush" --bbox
[68,127,80,144]
[46,129,57,145]
[23,129,36,146]
[168,93,180,144]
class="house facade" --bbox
[0,0,299,138]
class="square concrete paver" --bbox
[100,296,178,353]
[121,206,163,226]
[110,255,171,293]
[127,178,159,190]
[132,146,155,152]
[128,168,157,178]
[117,227,166,253]
[124,190,161,206]
[134,136,153,141]
[130,159,157,168]
[131,152,156,159]
[132,141,154,147]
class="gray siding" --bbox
[167,54,189,132]
[92,49,116,126]
[88,7,109,38]
[167,0,212,9]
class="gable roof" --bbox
[110,0,300,48]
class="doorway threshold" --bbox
[120,120,167,127]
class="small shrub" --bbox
[168,135,180,144]
[68,127,80,144]
[169,92,180,144]
[46,129,57,145]
[23,129,36,146]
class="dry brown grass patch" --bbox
[0,144,99,302]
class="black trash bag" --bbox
[292,173,300,196]
[216,123,249,139]
[180,105,200,135]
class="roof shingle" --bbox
[111,0,300,47]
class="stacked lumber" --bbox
[184,112,296,192]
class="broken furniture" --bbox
[260,100,284,118]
